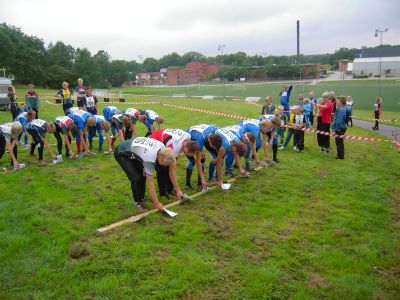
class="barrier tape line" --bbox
[40,98,398,149]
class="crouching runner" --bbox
[223,124,257,174]
[149,128,199,197]
[0,121,22,169]
[26,119,59,166]
[185,124,219,190]
[259,115,282,163]
[53,115,75,157]
[87,115,112,154]
[114,137,183,211]
[209,128,247,187]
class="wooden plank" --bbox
[96,166,265,233]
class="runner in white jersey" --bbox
[0,122,22,169]
[53,115,75,157]
[114,137,184,211]
[149,128,199,196]
[139,109,165,136]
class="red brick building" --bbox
[137,70,167,85]
[167,62,221,85]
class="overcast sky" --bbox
[1,0,399,61]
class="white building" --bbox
[352,57,400,77]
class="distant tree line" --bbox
[1,23,398,87]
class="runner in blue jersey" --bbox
[103,106,120,123]
[223,124,257,174]
[14,110,30,149]
[138,109,164,136]
[185,124,218,189]
[87,115,113,154]
[26,119,58,166]
[239,118,274,169]
[208,128,247,187]
[68,109,95,155]
[53,115,75,157]
[259,114,282,163]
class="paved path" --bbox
[352,118,399,139]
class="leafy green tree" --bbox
[142,57,160,72]
[47,41,75,69]
[73,48,102,87]
[107,60,129,87]
[159,52,181,68]
[44,64,74,88]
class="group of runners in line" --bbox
[1,80,357,214]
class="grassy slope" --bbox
[1,98,399,299]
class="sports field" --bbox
[13,79,399,124]
[1,97,399,299]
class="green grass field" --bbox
[115,80,400,109]
[1,97,399,299]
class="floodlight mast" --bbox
[218,44,226,100]
[375,28,389,97]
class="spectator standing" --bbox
[75,78,87,109]
[8,85,19,121]
[293,106,306,152]
[372,97,382,130]
[56,82,74,115]
[280,84,293,117]
[302,98,312,128]
[25,83,39,118]
[332,96,348,160]
[262,96,275,115]
[346,96,353,127]
[316,92,334,154]
[308,91,318,126]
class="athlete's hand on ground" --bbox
[176,189,184,200]
[69,151,75,157]
[52,156,58,160]
[201,178,207,190]
[13,161,19,169]
[218,179,223,187]
[155,203,164,211]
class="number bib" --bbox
[164,128,185,139]
[132,137,158,151]
[190,124,208,133]
[124,108,139,118]
[31,119,47,127]
[224,125,242,133]
[218,128,237,142]
[86,96,95,107]
[262,114,275,121]
[146,110,158,120]
[56,116,73,127]
[74,109,87,117]
[243,119,260,126]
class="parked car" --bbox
[0,77,12,110]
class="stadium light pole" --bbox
[375,28,388,97]
[218,44,226,100]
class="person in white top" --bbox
[0,121,22,169]
[114,137,184,211]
